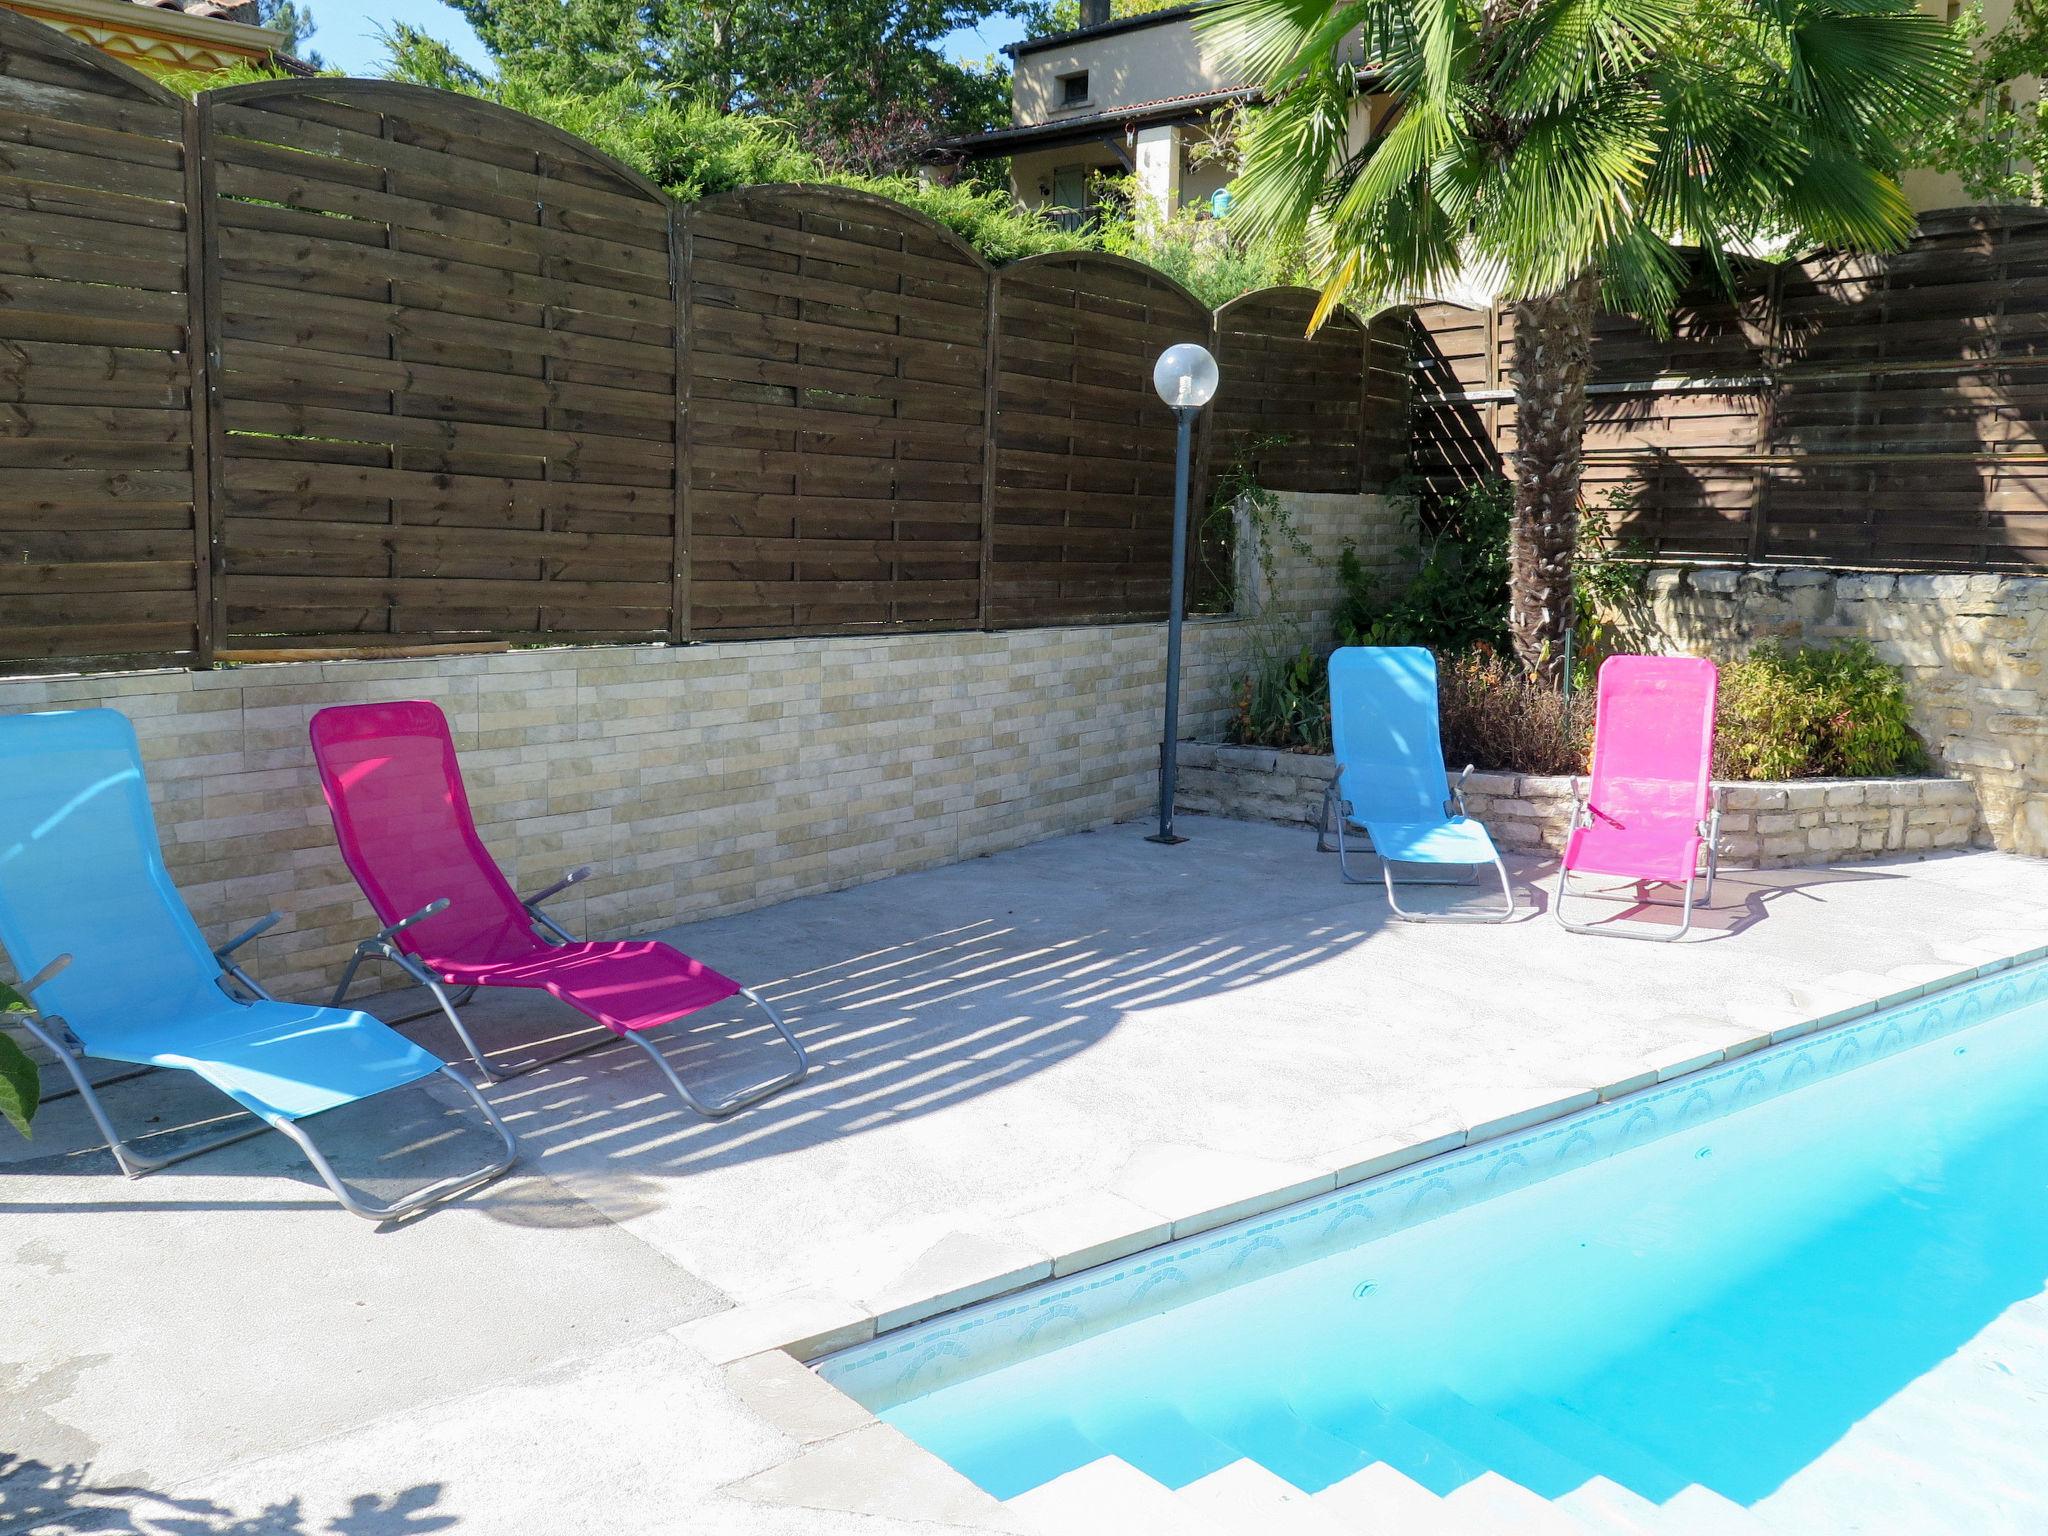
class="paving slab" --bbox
[6,818,2048,1535]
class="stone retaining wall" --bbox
[1177,742,1979,866]
[0,493,1409,1000]
[1611,566,2045,853]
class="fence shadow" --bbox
[0,1455,453,1536]
[1,828,1402,1206]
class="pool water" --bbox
[821,962,2048,1513]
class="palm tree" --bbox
[1201,0,1965,677]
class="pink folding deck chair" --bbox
[309,700,810,1117]
[1554,655,1723,942]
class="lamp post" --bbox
[1146,341,1219,846]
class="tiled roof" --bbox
[130,0,261,24]
[931,85,1258,155]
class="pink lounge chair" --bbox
[1554,655,1724,942]
[310,700,810,1117]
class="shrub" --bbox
[1717,640,1928,780]
[1437,649,1592,776]
[1227,642,1331,754]
[1228,637,1927,783]
[1335,477,1513,654]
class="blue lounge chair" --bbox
[1323,646,1516,921]
[0,709,516,1220]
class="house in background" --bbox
[936,0,2000,234]
[929,0,1386,229]
[3,0,302,76]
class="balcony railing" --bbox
[1040,205,1097,235]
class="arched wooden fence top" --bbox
[1213,284,1368,334]
[686,181,994,275]
[197,71,682,650]
[0,7,207,671]
[1214,286,1385,494]
[680,182,993,636]
[0,11,1405,670]
[988,248,1213,625]
[203,77,672,206]
[0,3,181,106]
[999,247,1209,319]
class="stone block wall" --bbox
[1178,744,1977,867]
[1461,773,1978,864]
[1611,567,2041,852]
[0,493,1405,1001]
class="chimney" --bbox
[1079,0,1110,25]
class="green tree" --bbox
[254,0,321,67]
[386,0,1037,171]
[1203,0,1965,678]
[1914,2,2048,203]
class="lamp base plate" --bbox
[1144,832,1189,846]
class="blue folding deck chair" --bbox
[1322,646,1516,922]
[0,709,516,1221]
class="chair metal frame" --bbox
[1552,780,1725,943]
[329,870,811,1118]
[10,942,517,1223]
[1320,766,1517,923]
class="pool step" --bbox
[1551,1475,1662,1535]
[1499,1398,1695,1501]
[1290,1393,1490,1494]
[1203,1397,1375,1491]
[1313,1461,1477,1533]
[1007,1455,1229,1535]
[1178,1459,1355,1532]
[1404,1389,1606,1499]
[1441,1469,1596,1535]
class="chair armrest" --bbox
[521,865,592,912]
[8,953,71,999]
[213,911,281,964]
[374,897,449,946]
[1447,763,1474,819]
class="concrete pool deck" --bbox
[7,817,2048,1535]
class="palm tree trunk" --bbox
[1507,272,1599,682]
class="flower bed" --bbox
[1176,743,1979,867]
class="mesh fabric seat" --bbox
[309,700,807,1116]
[1325,646,1514,921]
[0,709,513,1219]
[1555,655,1723,941]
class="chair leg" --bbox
[270,1066,518,1222]
[1334,817,1375,885]
[340,943,620,1088]
[624,986,813,1119]
[1380,856,1517,923]
[10,1011,269,1177]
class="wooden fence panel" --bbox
[199,81,679,651]
[681,185,990,636]
[1409,212,2048,572]
[1214,288,1368,493]
[0,12,1403,671]
[988,252,1208,626]
[0,13,205,673]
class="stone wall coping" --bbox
[1189,740,1971,800]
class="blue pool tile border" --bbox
[818,954,2048,1411]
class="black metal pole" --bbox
[1148,405,1195,845]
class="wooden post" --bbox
[672,205,692,643]
[979,269,1002,631]
[191,96,227,667]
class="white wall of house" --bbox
[1012,14,1241,125]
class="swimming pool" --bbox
[820,957,2048,1524]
